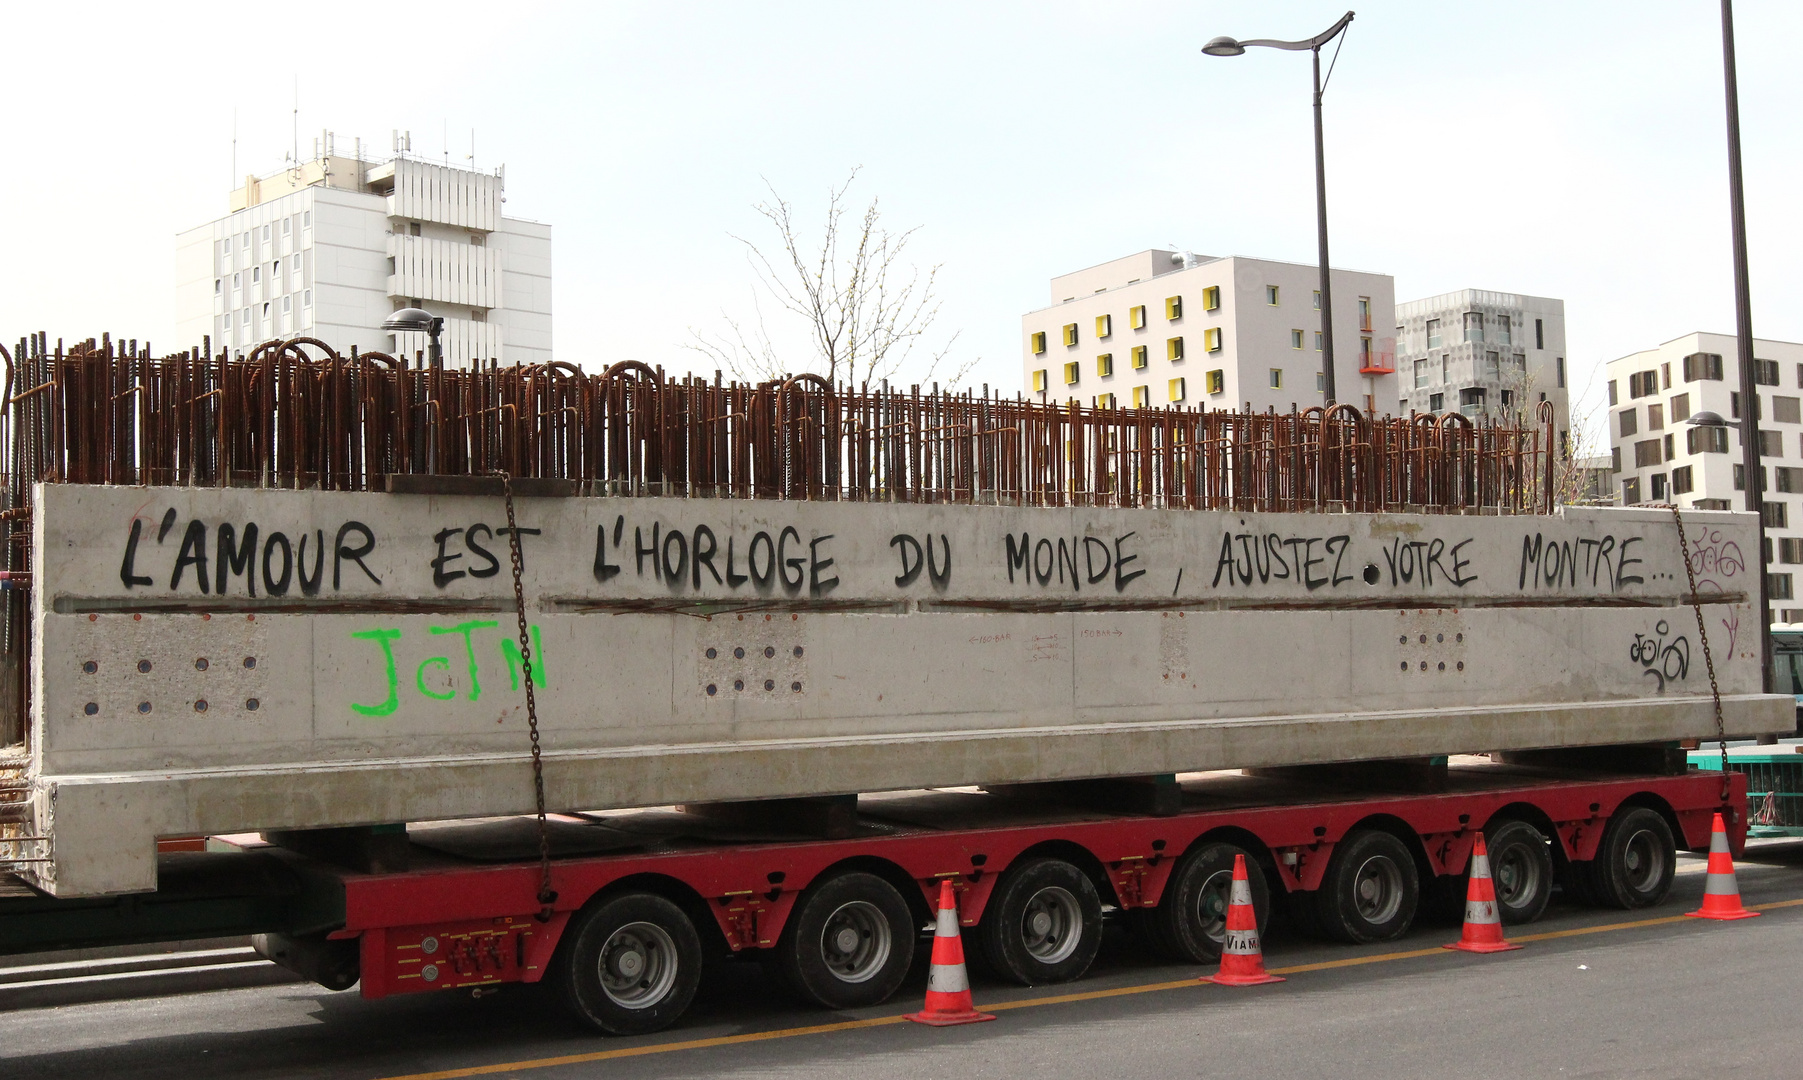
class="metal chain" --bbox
[1667,504,1731,802]
[500,472,556,917]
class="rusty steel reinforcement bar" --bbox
[4,334,1555,514]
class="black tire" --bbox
[977,858,1104,985]
[1589,806,1676,909]
[1145,843,1270,963]
[1484,819,1556,925]
[1313,829,1419,944]
[775,871,916,1009]
[558,892,703,1036]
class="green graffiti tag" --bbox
[349,623,547,718]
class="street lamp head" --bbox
[381,307,439,333]
[1687,410,1731,428]
[1201,35,1246,56]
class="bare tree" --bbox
[687,169,973,387]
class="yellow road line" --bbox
[374,896,1801,1080]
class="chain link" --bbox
[1668,503,1731,802]
[499,472,557,917]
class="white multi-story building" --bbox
[175,131,552,367]
[1606,331,1803,622]
[1020,250,1397,415]
[1394,290,1569,447]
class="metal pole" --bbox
[1313,46,1337,407]
[1721,0,1773,710]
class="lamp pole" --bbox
[1204,11,1355,407]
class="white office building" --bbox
[1606,331,1803,621]
[175,131,552,367]
[1021,250,1398,415]
[1394,290,1569,448]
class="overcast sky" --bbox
[6,1,1800,443]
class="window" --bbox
[1097,354,1114,378]
[1132,385,1150,408]
[281,295,291,313]
[1096,314,1112,339]
[251,266,261,284]
[1463,311,1484,343]
[1556,357,1565,388]
[1696,498,1732,509]
[409,221,422,237]
[1628,370,1659,398]
[261,302,269,317]
[292,252,302,273]
[272,258,281,276]
[1622,477,1642,504]
[1688,426,1729,454]
[1168,337,1185,361]
[1064,361,1080,386]
[1062,324,1079,347]
[1269,369,1283,389]
[469,233,485,247]
[1203,328,1222,352]
[1201,287,1219,312]
[1783,538,1803,564]
[1317,372,1326,393]
[240,308,250,325]
[1172,377,1190,402]
[1673,465,1694,494]
[1648,404,1664,431]
[1683,352,1724,381]
[1779,467,1803,494]
[1205,370,1224,395]
[1767,503,1791,529]
[1313,290,1321,310]
[1608,379,1618,405]
[1758,359,1781,386]
[1611,447,1621,472]
[1096,393,1116,409]
[1031,331,1047,355]
[214,278,221,296]
[1426,318,1442,348]
[1357,297,1371,331]
[242,231,251,247]
[1651,473,1668,500]
[1502,390,1514,409]
[282,218,291,236]
[1619,409,1637,437]
[1429,393,1445,412]
[1166,296,1184,320]
[1361,337,1374,368]
[1777,396,1802,424]
[1266,285,1279,306]
[1761,430,1785,457]
[1671,393,1691,423]
[1732,391,1742,419]
[1513,353,1526,376]
[1291,329,1303,350]
[302,289,311,307]
[1131,345,1148,370]
[1663,433,1674,460]
[1535,318,1544,350]
[222,236,232,255]
[1735,465,1768,492]
[1659,362,1670,389]
[1032,369,1048,393]
[261,224,270,241]
[1485,352,1500,382]
[1494,314,1510,345]
[1130,305,1146,330]
[1460,387,1486,409]
[302,210,311,228]
[1414,358,1431,389]
[1315,331,1324,352]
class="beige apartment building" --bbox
[1606,331,1803,622]
[1020,249,1398,415]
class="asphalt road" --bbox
[6,841,1803,1080]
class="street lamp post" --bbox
[1204,11,1355,407]
[382,306,445,370]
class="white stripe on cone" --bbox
[926,961,969,994]
[934,905,959,936]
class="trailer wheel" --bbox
[559,892,703,1036]
[1485,820,1555,924]
[775,871,915,1009]
[1588,806,1676,909]
[977,857,1103,985]
[1145,843,1270,963]
[1314,829,1419,944]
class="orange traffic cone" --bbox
[1687,812,1760,921]
[1204,854,1284,986]
[1444,834,1523,953]
[905,879,996,1026]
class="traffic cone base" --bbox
[1445,835,1522,953]
[1687,812,1761,921]
[1203,854,1285,986]
[905,880,995,1026]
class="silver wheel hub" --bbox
[1351,855,1403,924]
[820,900,891,984]
[598,921,679,1010]
[1021,886,1082,964]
